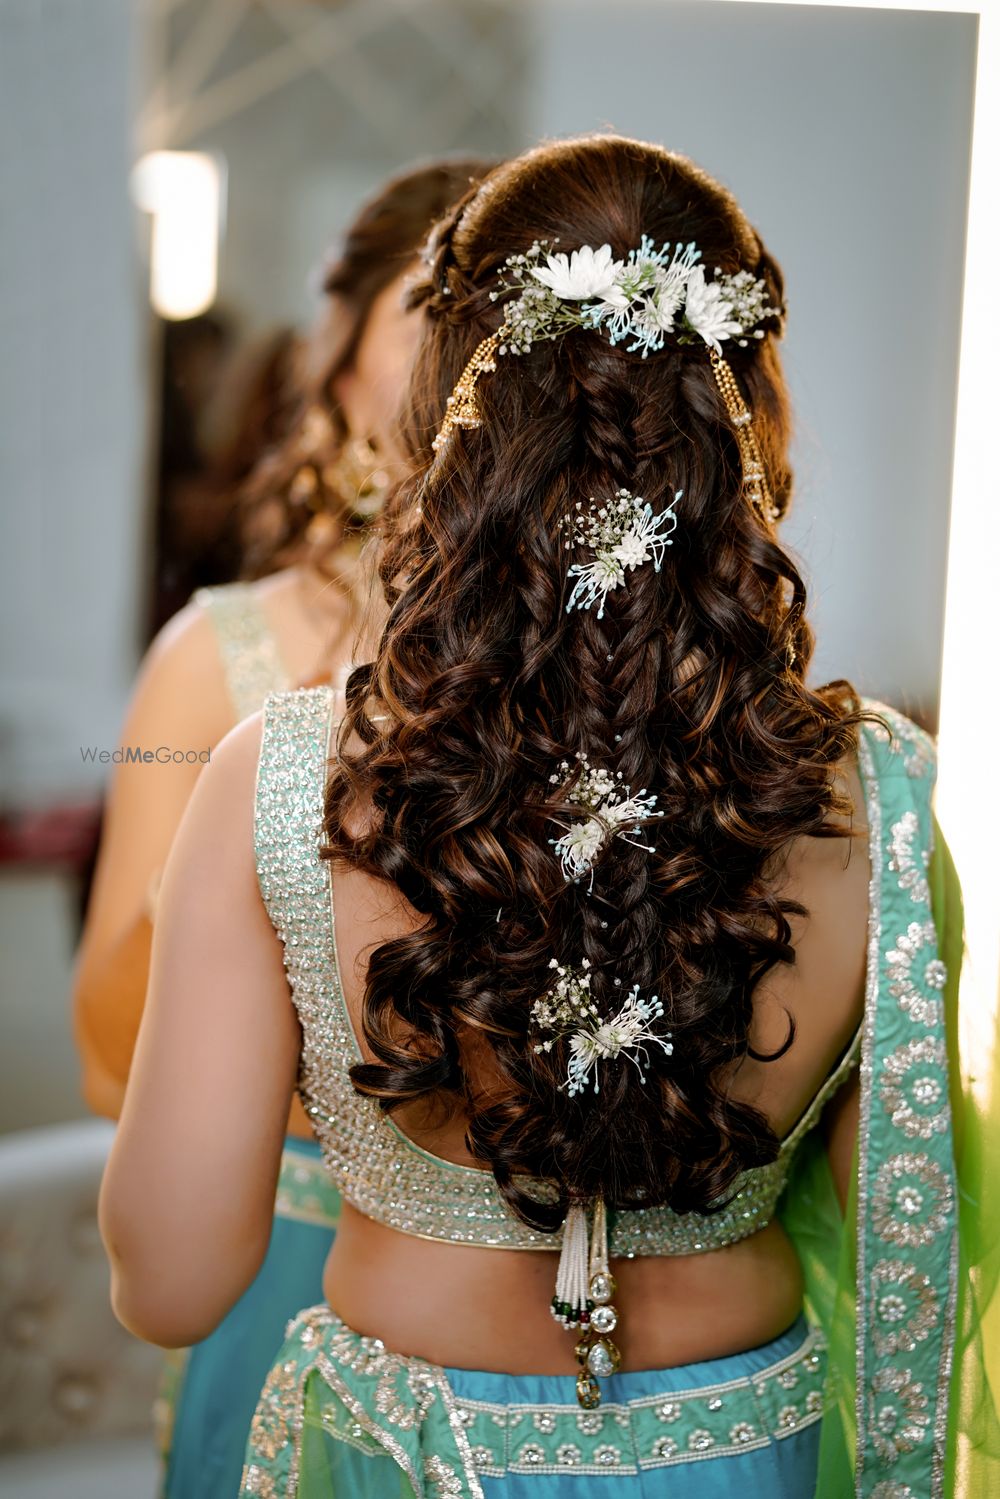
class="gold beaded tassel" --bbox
[431,329,504,453]
[709,351,780,525]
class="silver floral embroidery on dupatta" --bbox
[855,709,957,1497]
[887,811,931,907]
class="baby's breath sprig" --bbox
[532,961,674,1097]
[531,959,598,1042]
[548,752,659,883]
[557,488,681,619]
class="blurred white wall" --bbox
[0,874,85,1132]
[523,0,977,724]
[152,1,531,331]
[0,0,149,806]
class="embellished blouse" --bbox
[254,690,944,1262]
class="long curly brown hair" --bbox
[324,136,878,1231]
[237,155,497,581]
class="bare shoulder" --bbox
[189,711,266,828]
[250,566,305,609]
[129,598,234,747]
[238,565,351,687]
[156,711,266,918]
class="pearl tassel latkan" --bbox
[551,1196,620,1408]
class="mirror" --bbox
[0,2,984,1486]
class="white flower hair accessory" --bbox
[492,236,778,359]
[428,237,781,528]
[532,961,674,1097]
[548,753,658,883]
[558,488,680,619]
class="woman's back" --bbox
[256,687,870,1375]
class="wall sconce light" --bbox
[130,150,224,321]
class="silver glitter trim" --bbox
[854,712,959,1496]
[436,1381,489,1498]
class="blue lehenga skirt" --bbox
[162,1137,340,1499]
[240,1306,824,1497]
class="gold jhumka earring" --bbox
[289,405,394,550]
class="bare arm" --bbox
[99,713,299,1347]
[73,603,234,1115]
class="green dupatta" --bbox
[780,709,1000,1496]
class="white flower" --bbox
[621,295,676,356]
[587,299,634,345]
[559,818,606,879]
[681,266,743,353]
[531,244,627,305]
[612,529,652,569]
[566,555,627,618]
[491,238,773,369]
[654,242,700,308]
[560,489,681,618]
[649,289,682,333]
[616,242,700,352]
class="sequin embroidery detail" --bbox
[241,1305,826,1490]
[196,583,290,721]
[854,705,957,1497]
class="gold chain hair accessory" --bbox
[708,351,780,525]
[431,330,502,452]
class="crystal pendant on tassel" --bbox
[579,1199,621,1393]
[575,1370,601,1409]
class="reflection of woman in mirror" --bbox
[100,138,989,1497]
[74,156,493,1499]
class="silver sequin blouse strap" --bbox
[194,582,291,722]
[252,684,565,1250]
